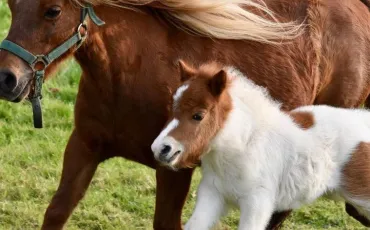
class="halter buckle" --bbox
[31,55,49,72]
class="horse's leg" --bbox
[153,167,194,230]
[41,130,100,230]
[266,211,292,230]
[345,202,370,227]
[364,95,370,108]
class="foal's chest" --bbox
[203,159,252,205]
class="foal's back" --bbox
[292,105,370,213]
[293,105,370,149]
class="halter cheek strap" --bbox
[0,5,105,128]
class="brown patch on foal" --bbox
[288,111,315,129]
[342,142,370,199]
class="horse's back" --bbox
[205,0,315,110]
[203,0,370,111]
[232,0,370,110]
[310,0,370,107]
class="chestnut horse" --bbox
[0,0,370,229]
[152,61,370,229]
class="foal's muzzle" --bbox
[151,136,184,165]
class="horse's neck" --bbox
[71,6,178,141]
[75,6,166,79]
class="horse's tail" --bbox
[360,0,370,10]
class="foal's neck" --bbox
[209,71,310,160]
[227,69,286,128]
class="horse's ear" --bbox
[209,70,227,97]
[178,60,196,82]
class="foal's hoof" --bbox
[345,203,370,227]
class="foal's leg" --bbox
[238,190,274,230]
[154,167,194,230]
[41,130,100,230]
[185,176,227,230]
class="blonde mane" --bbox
[71,0,303,44]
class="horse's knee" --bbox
[42,205,70,230]
[265,210,292,230]
[364,95,370,109]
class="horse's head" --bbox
[152,60,233,170]
[0,0,84,102]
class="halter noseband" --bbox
[0,5,105,128]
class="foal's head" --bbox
[151,61,232,169]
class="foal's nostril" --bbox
[0,70,17,92]
[160,145,172,156]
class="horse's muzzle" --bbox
[0,69,30,102]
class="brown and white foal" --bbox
[151,61,370,230]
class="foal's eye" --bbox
[192,113,204,121]
[44,6,62,20]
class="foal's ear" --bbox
[178,60,196,82]
[209,70,227,97]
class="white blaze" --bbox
[151,119,179,153]
[151,119,185,166]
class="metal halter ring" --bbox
[76,23,88,49]
[31,55,49,72]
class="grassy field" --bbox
[0,2,367,230]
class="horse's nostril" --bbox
[0,70,17,92]
[160,145,172,156]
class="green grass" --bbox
[0,2,367,229]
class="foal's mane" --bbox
[70,0,302,44]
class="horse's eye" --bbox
[44,6,62,20]
[192,113,204,121]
